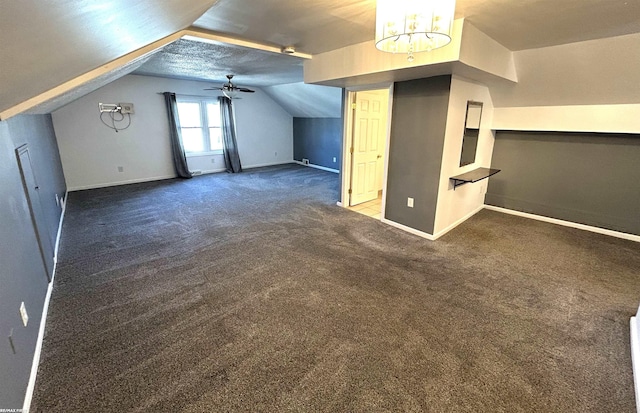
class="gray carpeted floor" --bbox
[32,164,640,412]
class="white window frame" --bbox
[176,97,223,156]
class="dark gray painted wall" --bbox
[0,115,66,408]
[486,131,640,235]
[293,117,342,170]
[385,76,452,234]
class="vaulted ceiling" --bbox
[1,0,639,119]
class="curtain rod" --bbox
[156,92,223,99]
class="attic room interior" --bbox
[2,0,640,411]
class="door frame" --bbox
[16,143,53,282]
[341,83,394,218]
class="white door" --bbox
[350,90,387,206]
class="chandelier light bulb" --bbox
[375,0,456,61]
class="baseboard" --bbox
[484,205,640,243]
[631,312,640,413]
[190,167,226,176]
[380,218,436,241]
[433,205,484,240]
[294,160,339,174]
[68,174,177,191]
[244,161,294,170]
[52,190,67,264]
[22,192,67,412]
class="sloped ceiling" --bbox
[24,54,157,115]
[2,0,640,120]
[262,83,342,118]
[0,0,218,116]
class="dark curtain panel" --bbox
[163,92,192,179]
[219,96,242,173]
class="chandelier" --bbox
[375,0,456,62]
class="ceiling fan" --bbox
[205,75,255,99]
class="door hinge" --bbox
[348,189,352,194]
[351,102,357,110]
[350,147,354,154]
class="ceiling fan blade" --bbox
[237,88,255,93]
[204,87,224,91]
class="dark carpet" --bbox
[32,164,640,412]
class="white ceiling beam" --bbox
[182,27,313,60]
[0,32,184,121]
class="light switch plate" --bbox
[19,302,28,327]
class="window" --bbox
[176,99,222,154]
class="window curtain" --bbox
[218,96,242,173]
[163,92,192,179]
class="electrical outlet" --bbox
[211,158,215,163]
[302,158,310,165]
[119,103,134,114]
[407,197,414,208]
[274,151,278,157]
[55,194,59,206]
[19,302,28,327]
[117,166,124,173]
[333,157,337,163]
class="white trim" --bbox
[631,313,640,413]
[22,194,67,413]
[0,27,314,121]
[52,190,68,264]
[68,174,177,191]
[380,218,436,241]
[484,205,640,243]
[244,161,294,170]
[341,85,394,208]
[182,27,313,60]
[192,167,226,175]
[432,205,484,240]
[1,32,184,121]
[294,160,339,174]
[186,151,223,158]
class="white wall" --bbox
[433,76,495,236]
[52,74,293,190]
[489,32,640,133]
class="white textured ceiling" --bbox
[133,39,304,87]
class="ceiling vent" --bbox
[281,46,296,54]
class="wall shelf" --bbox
[450,167,500,190]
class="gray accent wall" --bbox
[293,118,342,170]
[486,131,640,236]
[0,115,66,408]
[385,76,452,234]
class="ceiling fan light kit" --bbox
[204,74,255,99]
[375,0,456,62]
